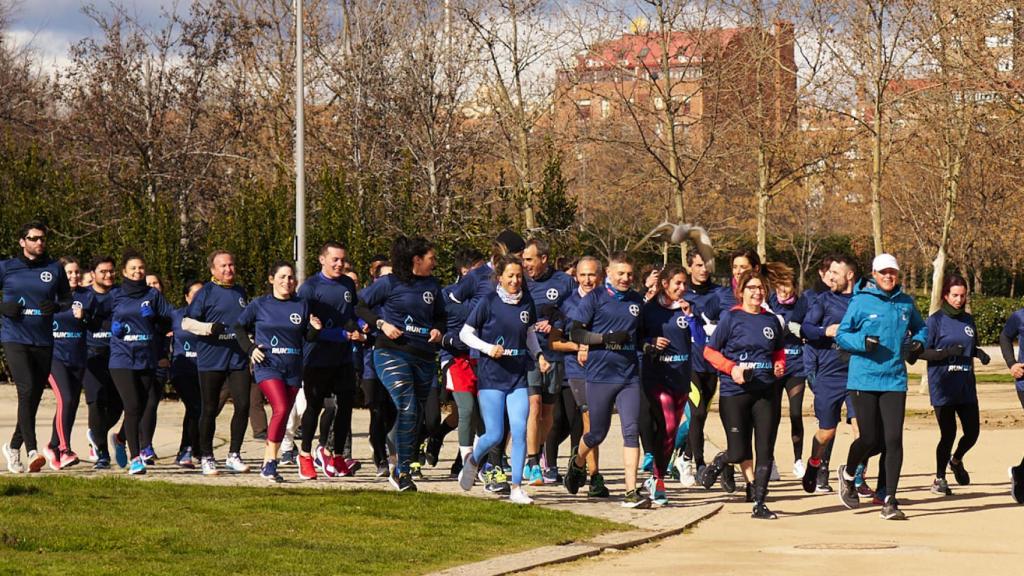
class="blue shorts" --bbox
[813,384,856,429]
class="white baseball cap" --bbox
[872,253,900,272]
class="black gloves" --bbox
[210,322,227,337]
[864,336,880,353]
[0,301,23,318]
[603,331,632,345]
[976,348,991,365]
[38,300,57,315]
[903,339,924,363]
[943,344,965,358]
[742,368,755,383]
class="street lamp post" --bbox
[294,0,307,281]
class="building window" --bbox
[576,99,591,120]
[600,99,611,118]
[654,96,665,110]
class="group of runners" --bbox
[2,221,1024,519]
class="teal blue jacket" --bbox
[835,279,927,392]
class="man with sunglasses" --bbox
[1,221,73,473]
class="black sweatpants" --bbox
[6,342,53,453]
[686,371,718,467]
[48,359,85,453]
[362,377,397,466]
[171,368,202,453]
[198,370,250,458]
[109,368,160,459]
[718,383,782,495]
[780,375,806,461]
[544,384,581,468]
[934,403,979,479]
[301,365,357,454]
[845,390,906,498]
[84,351,121,456]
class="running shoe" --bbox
[801,461,820,493]
[526,464,544,487]
[880,497,906,520]
[485,468,510,494]
[719,464,737,494]
[588,472,610,498]
[563,448,587,495]
[279,448,297,466]
[345,459,361,474]
[110,432,128,468]
[949,458,970,486]
[140,446,157,466]
[770,461,780,481]
[397,472,418,492]
[388,468,401,490]
[677,457,696,488]
[409,461,424,479]
[377,463,391,478]
[316,446,337,477]
[128,457,147,475]
[176,448,195,469]
[837,465,859,509]
[857,482,875,498]
[459,455,478,491]
[508,487,534,505]
[201,457,219,476]
[260,460,284,483]
[1010,465,1024,504]
[449,456,463,478]
[86,429,99,463]
[744,483,754,503]
[2,443,23,474]
[298,454,317,480]
[542,466,560,485]
[641,452,654,473]
[26,450,45,473]
[44,444,60,471]
[425,437,443,467]
[931,477,952,496]
[59,451,80,469]
[699,454,725,490]
[644,477,668,506]
[872,488,887,506]
[621,489,652,509]
[751,501,778,520]
[853,463,867,488]
[313,445,327,469]
[792,459,806,479]
[225,452,250,473]
[94,455,111,470]
[333,456,353,477]
[815,466,833,493]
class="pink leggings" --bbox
[644,382,688,481]
[259,379,299,444]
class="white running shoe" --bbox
[677,457,696,487]
[793,459,806,479]
[643,475,657,496]
[86,430,99,463]
[225,452,250,473]
[509,487,534,505]
[2,443,23,474]
[770,461,781,481]
[201,457,219,476]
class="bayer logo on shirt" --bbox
[238,297,246,308]
[519,311,530,324]
[344,291,353,303]
[289,313,302,325]
[965,326,975,338]
[762,326,775,340]
[40,271,53,283]
[422,291,434,304]
[546,288,559,301]
[676,316,688,329]
[629,304,640,317]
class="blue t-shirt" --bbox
[86,287,115,355]
[108,286,175,370]
[440,283,471,363]
[298,272,358,368]
[359,274,445,359]
[52,287,97,368]
[641,299,699,390]
[464,292,537,391]
[170,307,198,379]
[237,295,312,387]
[569,286,643,385]
[0,256,71,346]
[559,289,587,381]
[715,283,738,313]
[447,263,496,308]
[185,282,249,371]
[525,267,575,362]
[1002,308,1024,392]
[769,292,807,379]
[684,281,721,374]
[708,307,785,397]
[926,310,978,406]
[800,290,852,392]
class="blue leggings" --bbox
[584,381,641,449]
[473,387,529,486]
[374,348,435,474]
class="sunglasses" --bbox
[23,235,46,243]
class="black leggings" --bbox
[198,370,250,458]
[109,368,160,459]
[544,385,581,467]
[780,375,806,461]
[84,352,121,456]
[48,359,85,453]
[5,343,53,453]
[172,371,202,453]
[845,390,905,498]
[686,371,718,467]
[638,387,657,457]
[934,403,979,479]
[362,377,397,466]
[718,384,782,492]
[416,383,444,458]
[301,365,357,454]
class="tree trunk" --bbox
[756,147,770,262]
[870,97,884,256]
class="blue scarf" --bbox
[605,282,628,301]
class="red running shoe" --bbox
[298,454,317,480]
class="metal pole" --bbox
[294,0,307,281]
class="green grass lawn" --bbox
[0,477,622,576]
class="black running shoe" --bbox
[838,465,859,509]
[450,456,463,478]
[930,477,952,496]
[698,455,724,490]
[802,462,820,494]
[564,448,587,495]
[719,464,737,494]
[425,437,443,468]
[815,465,833,493]
[1010,465,1024,504]
[751,501,778,520]
[588,472,610,498]
[880,497,906,520]
[397,472,418,492]
[949,458,970,486]
[745,483,754,503]
[621,489,652,509]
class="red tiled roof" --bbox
[575,28,748,70]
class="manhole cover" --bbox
[794,543,898,551]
